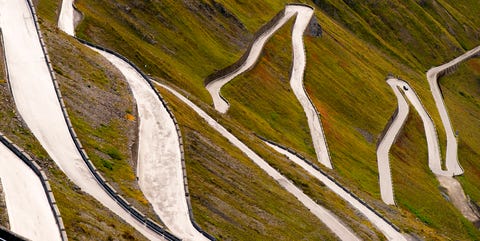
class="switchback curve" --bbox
[205,4,332,169]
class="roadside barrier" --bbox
[0,132,68,241]
[204,8,286,86]
[256,134,401,232]
[204,4,333,167]
[23,1,181,240]
[0,225,29,241]
[0,18,67,241]
[75,38,216,241]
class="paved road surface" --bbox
[92,48,209,241]
[266,142,406,241]
[426,46,480,176]
[158,81,360,241]
[0,143,61,241]
[3,1,163,240]
[206,4,332,169]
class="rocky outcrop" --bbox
[307,16,322,37]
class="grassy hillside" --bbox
[221,5,479,239]
[16,0,480,240]
[0,31,148,241]
[310,0,480,69]
[441,58,480,208]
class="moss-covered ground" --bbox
[12,0,480,239]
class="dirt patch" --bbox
[437,175,480,222]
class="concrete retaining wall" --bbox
[203,8,286,86]
[75,38,216,241]
[0,133,68,241]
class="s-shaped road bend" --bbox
[1,0,163,240]
[378,77,452,205]
[426,45,480,176]
[206,4,333,169]
[58,0,211,240]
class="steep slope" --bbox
[440,58,480,215]
[9,0,480,240]
[71,0,480,240]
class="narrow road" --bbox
[0,143,61,241]
[377,77,454,205]
[58,0,74,36]
[206,4,332,169]
[265,142,406,241]
[91,48,209,241]
[426,46,480,176]
[157,81,360,241]
[379,78,479,221]
[59,0,210,239]
[376,78,410,205]
[384,78,451,176]
[2,1,162,240]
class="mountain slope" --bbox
[2,0,478,240]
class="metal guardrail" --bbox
[256,134,402,232]
[0,225,29,241]
[0,133,68,241]
[75,38,216,241]
[22,1,181,240]
[0,16,67,241]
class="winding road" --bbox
[376,78,409,205]
[155,81,362,240]
[379,78,451,183]
[1,0,163,240]
[378,75,469,204]
[59,0,210,240]
[265,141,407,241]
[206,4,332,169]
[91,48,209,241]
[378,46,480,219]
[0,142,61,241]
[426,46,480,176]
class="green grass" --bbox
[0,42,148,241]
[40,20,164,225]
[28,0,480,239]
[158,86,387,240]
[440,59,480,208]
[219,7,479,238]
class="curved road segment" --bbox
[378,77,454,205]
[0,143,61,241]
[265,142,406,241]
[157,81,362,241]
[379,77,478,221]
[58,0,74,36]
[91,48,209,241]
[426,46,480,176]
[58,0,209,239]
[206,4,332,169]
[2,1,163,240]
